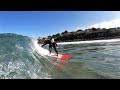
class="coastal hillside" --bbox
[38,27,120,44]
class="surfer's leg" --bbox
[53,44,58,56]
[49,44,52,54]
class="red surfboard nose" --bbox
[61,54,71,59]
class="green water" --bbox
[51,41,120,79]
[1,33,120,79]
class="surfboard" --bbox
[39,45,71,59]
[50,53,71,59]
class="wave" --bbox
[31,39,49,55]
[0,33,54,79]
[0,33,117,79]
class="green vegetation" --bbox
[38,27,120,44]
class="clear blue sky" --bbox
[0,11,120,38]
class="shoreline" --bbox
[37,27,120,44]
[38,36,120,45]
[57,38,120,45]
[56,36,120,42]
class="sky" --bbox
[0,11,120,38]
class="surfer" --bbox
[41,37,58,56]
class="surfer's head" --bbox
[50,37,54,40]
[50,37,54,43]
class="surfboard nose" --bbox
[61,54,71,59]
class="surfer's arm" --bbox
[41,43,47,47]
[55,42,58,47]
[41,40,50,47]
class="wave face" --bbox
[1,33,120,79]
[0,33,54,79]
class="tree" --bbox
[55,33,60,37]
[92,27,97,31]
[76,29,82,32]
[64,30,68,33]
[47,35,51,39]
[61,30,68,34]
[52,35,56,38]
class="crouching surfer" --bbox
[41,37,58,56]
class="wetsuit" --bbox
[41,40,58,55]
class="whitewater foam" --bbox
[31,38,55,65]
[31,39,50,55]
[57,38,120,45]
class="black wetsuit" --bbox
[41,40,58,55]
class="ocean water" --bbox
[1,33,120,79]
